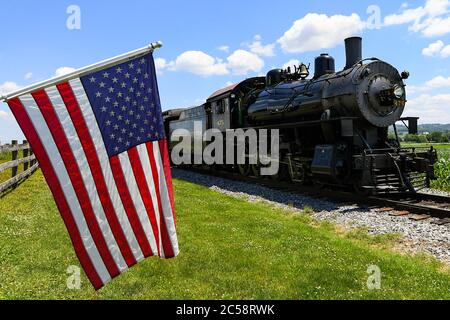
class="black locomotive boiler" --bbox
[164,37,437,195]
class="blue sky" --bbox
[1,0,450,142]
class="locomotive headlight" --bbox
[393,85,405,99]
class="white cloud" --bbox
[425,75,450,87]
[218,45,230,52]
[422,40,444,55]
[154,57,169,74]
[170,51,229,76]
[384,0,450,37]
[24,72,33,80]
[247,35,275,57]
[54,67,76,77]
[282,59,301,70]
[407,75,450,94]
[277,13,365,53]
[226,49,264,75]
[404,93,450,123]
[422,39,450,57]
[441,44,450,57]
[0,81,21,96]
[0,110,10,119]
[384,6,428,26]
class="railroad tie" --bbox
[409,214,431,221]
[390,210,410,217]
[432,218,450,225]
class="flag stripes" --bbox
[7,72,178,289]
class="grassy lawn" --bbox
[1,170,450,300]
[0,152,12,184]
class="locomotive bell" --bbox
[298,63,310,79]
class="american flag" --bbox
[7,52,179,289]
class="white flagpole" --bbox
[0,41,163,102]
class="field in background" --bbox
[0,152,12,185]
[403,143,450,192]
[1,170,450,299]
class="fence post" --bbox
[11,140,18,178]
[23,140,29,171]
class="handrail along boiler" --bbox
[164,37,437,195]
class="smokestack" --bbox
[344,37,362,69]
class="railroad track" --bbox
[180,166,450,225]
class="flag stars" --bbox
[84,55,164,156]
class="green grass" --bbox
[0,151,27,185]
[1,170,450,300]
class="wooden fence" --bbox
[0,140,39,194]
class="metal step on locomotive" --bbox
[163,37,438,195]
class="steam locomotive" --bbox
[164,37,437,195]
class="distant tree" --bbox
[404,134,420,142]
[427,131,443,142]
[388,132,396,140]
[417,135,428,143]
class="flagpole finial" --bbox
[151,41,163,50]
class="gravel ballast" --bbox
[173,168,450,263]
